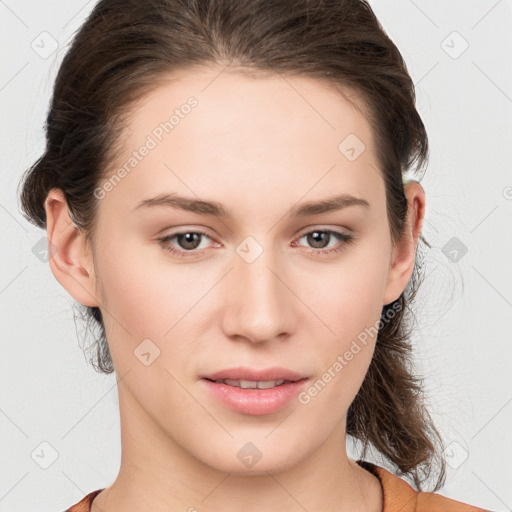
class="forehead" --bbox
[101,65,384,221]
[123,65,373,146]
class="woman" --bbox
[18,0,492,510]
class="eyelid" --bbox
[295,224,352,238]
[156,226,219,244]
[158,225,354,259]
[158,224,351,244]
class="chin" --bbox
[195,437,310,476]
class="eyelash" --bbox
[157,229,355,258]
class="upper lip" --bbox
[201,366,308,382]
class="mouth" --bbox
[200,374,309,415]
[203,378,296,389]
[200,366,307,383]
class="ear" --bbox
[382,180,426,306]
[44,188,100,308]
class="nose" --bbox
[220,245,296,344]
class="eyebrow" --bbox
[133,193,370,217]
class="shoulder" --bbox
[356,460,492,512]
[64,489,103,512]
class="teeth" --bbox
[217,379,286,389]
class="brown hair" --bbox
[18,0,446,491]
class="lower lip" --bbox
[200,378,308,415]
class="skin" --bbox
[45,65,425,512]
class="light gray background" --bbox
[1,0,511,510]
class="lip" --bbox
[199,366,309,416]
[200,366,307,382]
[200,378,309,415]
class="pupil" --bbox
[179,233,200,250]
[309,231,328,248]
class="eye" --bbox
[157,230,214,257]
[157,228,355,259]
[293,229,355,256]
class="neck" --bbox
[91,389,383,512]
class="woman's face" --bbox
[85,66,403,474]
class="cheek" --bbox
[94,234,180,327]
[305,244,390,406]
[91,236,165,363]
[302,302,380,422]
[93,235,209,365]
[316,239,391,341]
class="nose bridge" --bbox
[222,235,294,342]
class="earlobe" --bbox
[382,181,426,306]
[44,188,100,308]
